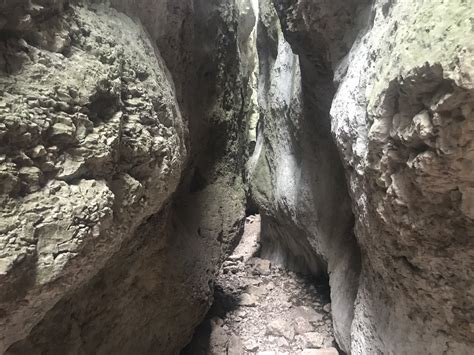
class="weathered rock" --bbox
[249,1,361,352]
[208,321,229,355]
[0,3,186,351]
[294,306,324,324]
[251,257,272,275]
[1,0,472,354]
[302,332,325,348]
[267,319,295,340]
[329,1,474,354]
[245,340,260,352]
[294,316,314,335]
[0,0,254,352]
[240,293,258,307]
[227,334,245,355]
[267,0,474,353]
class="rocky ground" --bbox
[183,215,340,355]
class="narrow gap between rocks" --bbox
[182,215,341,355]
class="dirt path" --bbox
[183,215,341,355]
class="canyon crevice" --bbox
[0,0,472,354]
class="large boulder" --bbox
[331,0,474,353]
[254,0,474,354]
[265,0,473,353]
[0,0,253,352]
[0,3,186,351]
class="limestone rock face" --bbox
[0,0,67,36]
[0,3,186,351]
[2,0,472,353]
[249,0,361,352]
[330,1,474,353]
[267,0,474,353]
[0,0,252,352]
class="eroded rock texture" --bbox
[0,0,254,352]
[249,0,361,352]
[261,0,473,353]
[330,1,474,353]
[0,3,186,351]
[1,0,472,353]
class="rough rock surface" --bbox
[267,0,474,353]
[0,0,253,352]
[1,0,472,353]
[183,215,339,355]
[0,3,186,351]
[249,0,361,352]
[330,1,474,353]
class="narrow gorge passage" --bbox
[183,215,337,355]
[0,0,472,354]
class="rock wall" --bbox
[0,2,186,351]
[1,0,472,353]
[0,0,254,352]
[331,1,474,353]
[256,0,473,353]
[249,0,361,352]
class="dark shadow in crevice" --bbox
[259,214,327,277]
[180,284,241,355]
[245,195,260,217]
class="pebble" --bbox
[239,293,258,307]
[302,332,325,348]
[267,319,295,340]
[294,316,314,335]
[245,340,260,352]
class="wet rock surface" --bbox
[183,216,340,355]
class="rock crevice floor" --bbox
[183,215,340,355]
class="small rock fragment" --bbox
[239,293,258,307]
[252,258,272,275]
[294,316,314,335]
[227,334,244,355]
[267,319,295,340]
[302,332,325,348]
